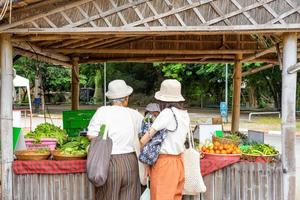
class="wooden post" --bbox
[231,53,242,132]
[0,34,13,200]
[71,57,79,110]
[281,33,297,200]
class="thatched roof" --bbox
[1,0,300,66]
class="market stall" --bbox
[11,157,282,200]
[0,1,299,200]
[12,122,283,200]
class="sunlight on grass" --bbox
[252,117,300,131]
[252,117,281,125]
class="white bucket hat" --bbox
[105,80,133,99]
[154,79,185,102]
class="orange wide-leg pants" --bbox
[150,154,184,200]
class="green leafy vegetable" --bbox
[241,144,279,156]
[25,123,68,145]
[57,136,90,156]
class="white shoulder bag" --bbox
[183,126,207,195]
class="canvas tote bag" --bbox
[183,126,206,195]
[86,125,113,187]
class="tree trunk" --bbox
[93,69,102,104]
[248,85,257,108]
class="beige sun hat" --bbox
[105,79,133,99]
[154,79,185,102]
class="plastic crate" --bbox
[62,110,96,137]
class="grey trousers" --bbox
[96,153,141,200]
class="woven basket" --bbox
[241,153,279,163]
[212,136,240,146]
[15,150,51,161]
[52,150,87,161]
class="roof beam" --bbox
[13,42,71,62]
[48,48,257,55]
[0,0,94,31]
[242,63,275,77]
[5,24,300,34]
[14,48,71,67]
[240,46,277,63]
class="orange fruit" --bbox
[215,150,221,154]
[236,149,241,154]
[209,150,215,154]
[218,145,224,151]
[213,146,218,151]
[214,141,220,147]
[221,150,227,154]
[232,151,237,154]
[224,144,229,150]
[201,146,207,152]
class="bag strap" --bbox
[167,108,178,133]
[102,124,109,140]
[187,125,195,148]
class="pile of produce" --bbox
[25,123,68,145]
[56,136,90,156]
[200,140,241,155]
[241,144,278,156]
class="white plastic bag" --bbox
[183,127,207,195]
[140,178,150,200]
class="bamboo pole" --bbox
[71,57,80,110]
[281,33,297,200]
[241,63,274,77]
[0,34,13,200]
[231,53,242,132]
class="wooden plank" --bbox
[13,41,71,62]
[1,34,14,200]
[214,169,223,200]
[202,174,214,200]
[241,46,276,63]
[48,48,256,55]
[5,24,300,34]
[242,63,275,77]
[14,48,71,67]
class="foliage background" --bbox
[13,56,300,110]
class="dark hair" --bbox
[158,101,185,110]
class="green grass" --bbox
[252,117,300,131]
[252,117,281,125]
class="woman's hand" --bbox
[140,128,157,148]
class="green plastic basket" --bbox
[62,110,96,137]
[13,127,21,151]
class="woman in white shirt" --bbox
[87,80,144,200]
[140,79,190,200]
